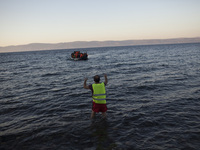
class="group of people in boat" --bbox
[71,51,88,60]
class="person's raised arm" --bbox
[104,74,108,85]
[84,78,90,89]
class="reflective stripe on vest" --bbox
[92,82,106,104]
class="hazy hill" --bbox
[0,37,200,53]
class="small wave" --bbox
[0,104,30,115]
[41,72,62,77]
[136,85,158,91]
[138,120,160,127]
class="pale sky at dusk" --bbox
[0,0,200,47]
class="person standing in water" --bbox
[84,74,108,119]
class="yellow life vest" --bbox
[92,82,106,104]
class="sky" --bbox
[0,0,200,47]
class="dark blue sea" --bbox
[0,43,200,150]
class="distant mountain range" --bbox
[0,37,200,53]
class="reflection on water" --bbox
[90,118,117,150]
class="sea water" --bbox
[0,43,200,149]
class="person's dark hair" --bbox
[94,75,100,83]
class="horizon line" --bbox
[1,36,200,48]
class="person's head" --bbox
[94,75,100,83]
